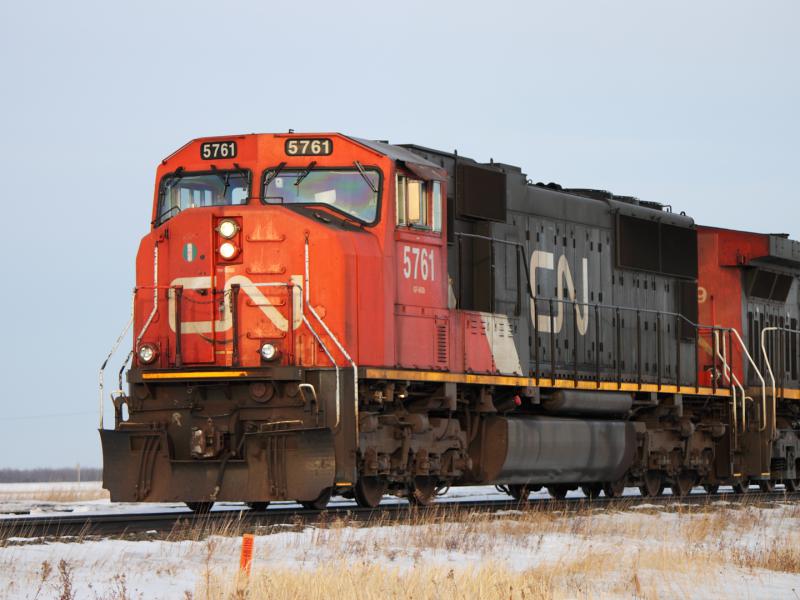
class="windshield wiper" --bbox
[263,161,286,190]
[232,162,249,178]
[154,204,181,226]
[221,172,231,197]
[231,162,251,196]
[294,160,317,187]
[353,161,377,193]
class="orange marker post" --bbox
[239,533,255,576]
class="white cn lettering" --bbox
[530,250,589,336]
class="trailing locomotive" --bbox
[99,133,800,510]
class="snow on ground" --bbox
[1,486,799,599]
[0,481,740,519]
[0,482,541,518]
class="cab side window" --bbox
[396,175,442,233]
[406,179,427,226]
[431,181,442,232]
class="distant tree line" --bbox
[0,467,102,483]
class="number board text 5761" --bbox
[285,138,333,156]
[200,141,237,160]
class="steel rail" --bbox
[3,491,797,540]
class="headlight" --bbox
[217,219,239,239]
[138,343,158,364]
[219,242,238,260]
[260,343,279,361]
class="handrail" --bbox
[304,235,357,440]
[455,231,530,313]
[528,291,771,442]
[98,314,133,429]
[761,326,799,435]
[114,242,160,404]
[457,230,710,335]
[714,330,745,435]
[728,328,768,432]
[135,243,160,352]
[725,331,745,434]
[298,383,318,414]
[528,285,771,440]
[302,315,340,427]
[529,293,726,392]
[531,293,705,331]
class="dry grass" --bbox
[208,562,566,600]
[194,500,800,599]
[204,548,719,600]
[729,538,800,574]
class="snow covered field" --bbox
[1,482,800,599]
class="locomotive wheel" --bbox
[185,502,214,514]
[703,484,720,495]
[784,479,800,492]
[408,476,437,506]
[732,479,751,494]
[300,487,332,510]
[581,484,603,499]
[759,480,777,493]
[354,477,387,509]
[247,502,270,512]
[548,484,571,500]
[639,471,664,497]
[603,479,626,498]
[509,484,532,502]
[671,471,696,497]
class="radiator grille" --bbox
[436,323,448,365]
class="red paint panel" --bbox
[718,231,770,266]
[461,312,495,374]
[696,226,769,382]
[395,307,450,370]
[394,230,447,309]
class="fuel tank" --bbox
[472,416,635,484]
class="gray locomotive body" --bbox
[403,144,700,389]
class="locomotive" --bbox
[99,132,800,510]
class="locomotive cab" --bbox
[100,133,462,507]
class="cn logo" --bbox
[167,275,303,335]
[530,251,589,335]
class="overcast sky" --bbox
[1,0,798,468]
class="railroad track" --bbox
[2,491,797,540]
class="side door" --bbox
[394,173,449,370]
[167,212,217,365]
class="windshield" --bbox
[156,171,249,225]
[263,168,380,224]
